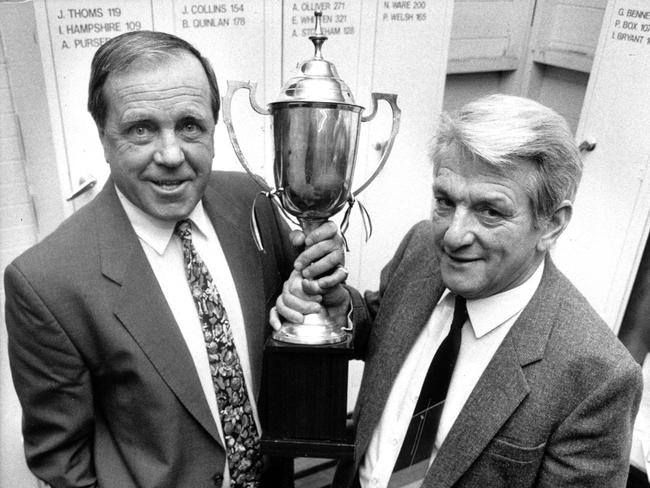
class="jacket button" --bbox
[213,473,224,486]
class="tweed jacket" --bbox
[335,220,643,488]
[4,171,295,488]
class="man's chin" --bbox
[441,271,480,298]
[144,201,196,222]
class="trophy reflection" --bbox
[223,11,400,345]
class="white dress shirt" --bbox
[116,188,261,486]
[359,262,545,488]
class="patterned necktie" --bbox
[389,295,468,487]
[175,219,262,488]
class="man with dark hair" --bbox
[274,94,643,487]
[4,30,344,488]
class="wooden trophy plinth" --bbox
[260,335,355,459]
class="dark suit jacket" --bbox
[336,220,643,488]
[4,171,295,488]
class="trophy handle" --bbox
[222,80,270,184]
[353,93,401,197]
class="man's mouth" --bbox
[445,253,479,264]
[152,180,187,190]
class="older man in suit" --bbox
[4,31,344,488]
[274,94,643,487]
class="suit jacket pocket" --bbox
[486,437,546,464]
[460,437,547,487]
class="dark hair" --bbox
[88,31,220,128]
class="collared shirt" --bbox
[359,262,545,488]
[116,188,261,486]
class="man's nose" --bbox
[443,209,475,250]
[153,132,184,166]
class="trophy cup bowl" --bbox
[272,102,361,225]
[222,11,400,345]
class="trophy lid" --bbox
[274,11,357,105]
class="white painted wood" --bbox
[0,5,44,486]
[553,0,650,332]
[0,1,70,239]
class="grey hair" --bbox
[431,94,583,223]
[88,30,220,129]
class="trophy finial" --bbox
[275,9,355,104]
[309,11,327,60]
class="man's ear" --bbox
[537,200,572,252]
[96,124,110,163]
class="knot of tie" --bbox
[451,295,468,332]
[174,219,192,242]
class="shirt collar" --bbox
[439,261,545,339]
[115,185,210,255]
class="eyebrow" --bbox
[118,109,154,124]
[120,114,151,125]
[474,195,514,209]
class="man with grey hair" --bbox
[273,94,643,487]
[4,30,344,488]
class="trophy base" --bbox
[272,310,348,345]
[260,335,356,459]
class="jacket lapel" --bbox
[425,261,561,487]
[95,182,222,445]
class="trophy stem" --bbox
[272,217,348,345]
[300,218,327,237]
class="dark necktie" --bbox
[390,295,468,484]
[175,219,262,488]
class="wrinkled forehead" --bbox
[434,144,540,207]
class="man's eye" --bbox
[181,121,202,136]
[128,125,152,138]
[479,207,502,219]
[435,197,452,209]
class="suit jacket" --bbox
[4,171,295,488]
[335,220,643,488]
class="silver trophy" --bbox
[223,11,401,345]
